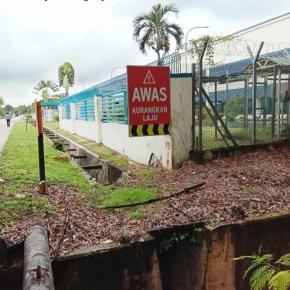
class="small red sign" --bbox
[127,65,171,136]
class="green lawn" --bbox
[92,187,157,208]
[0,122,159,222]
[0,121,95,222]
[0,121,93,195]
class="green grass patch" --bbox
[127,209,145,220]
[0,196,54,223]
[92,187,157,208]
[0,121,93,195]
[0,196,54,214]
[244,186,264,195]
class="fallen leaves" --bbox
[1,147,290,257]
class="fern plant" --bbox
[234,249,290,290]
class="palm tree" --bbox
[133,3,183,65]
[58,62,75,97]
[33,80,59,100]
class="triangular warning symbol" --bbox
[143,70,156,85]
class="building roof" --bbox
[209,48,290,77]
[228,12,290,37]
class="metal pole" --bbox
[184,26,209,73]
[277,68,281,138]
[288,76,290,124]
[247,42,264,144]
[35,101,46,194]
[197,40,208,152]
[271,66,277,140]
[225,71,229,128]
[192,63,196,151]
[263,76,268,127]
[214,81,218,138]
[244,79,249,130]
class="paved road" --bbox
[0,119,14,154]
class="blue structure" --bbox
[57,48,290,123]
[209,48,290,77]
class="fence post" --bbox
[214,81,218,139]
[263,76,268,127]
[192,63,196,151]
[35,101,46,194]
[94,96,102,144]
[277,68,282,138]
[288,77,290,124]
[193,39,208,152]
[247,41,264,144]
[271,66,277,140]
[243,79,249,130]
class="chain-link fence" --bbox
[193,43,290,152]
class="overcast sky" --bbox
[0,0,289,106]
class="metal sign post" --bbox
[127,65,171,137]
[35,101,46,194]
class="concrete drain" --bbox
[44,128,123,184]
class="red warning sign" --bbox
[127,65,171,136]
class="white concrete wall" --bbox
[170,77,193,167]
[75,120,98,142]
[57,77,194,169]
[60,119,74,133]
[101,123,172,169]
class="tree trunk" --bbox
[23,225,54,290]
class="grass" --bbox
[0,121,93,195]
[244,186,264,195]
[91,186,157,208]
[0,121,94,223]
[0,196,54,222]
[200,125,273,150]
[44,121,129,169]
[127,209,145,220]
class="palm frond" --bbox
[132,3,183,59]
[268,270,290,290]
[250,266,276,290]
[276,254,290,267]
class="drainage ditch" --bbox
[44,127,123,184]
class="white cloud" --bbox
[0,0,289,105]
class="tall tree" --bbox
[58,62,75,97]
[33,80,59,100]
[133,3,183,65]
